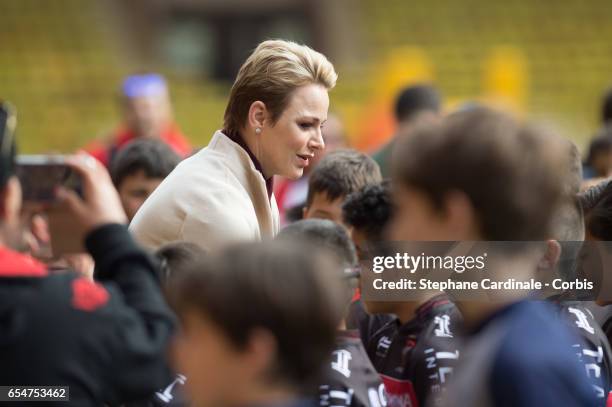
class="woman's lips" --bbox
[296,154,313,167]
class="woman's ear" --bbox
[247,101,268,132]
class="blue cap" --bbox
[121,74,168,98]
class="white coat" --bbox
[129,130,280,252]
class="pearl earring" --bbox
[255,128,262,135]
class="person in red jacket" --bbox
[86,73,191,167]
[0,105,176,405]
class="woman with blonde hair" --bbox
[129,40,337,251]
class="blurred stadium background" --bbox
[1,0,612,154]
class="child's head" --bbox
[167,241,344,407]
[156,241,206,283]
[342,181,392,258]
[581,181,612,241]
[585,128,612,178]
[538,140,585,286]
[111,139,181,220]
[394,84,441,126]
[303,149,381,225]
[277,219,358,316]
[277,218,357,269]
[391,107,568,243]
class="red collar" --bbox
[86,123,192,167]
[114,124,191,155]
[0,247,48,277]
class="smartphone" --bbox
[16,155,83,203]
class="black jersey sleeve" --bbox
[320,335,386,407]
[412,311,461,407]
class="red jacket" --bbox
[86,125,191,167]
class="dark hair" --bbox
[393,107,568,241]
[110,139,181,187]
[156,241,206,282]
[277,219,357,267]
[342,181,392,241]
[579,179,612,213]
[394,84,441,123]
[285,205,305,223]
[602,88,612,125]
[167,241,344,393]
[585,128,612,167]
[306,149,381,206]
[583,181,612,240]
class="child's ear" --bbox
[440,190,480,240]
[302,206,309,219]
[537,239,561,270]
[244,328,277,377]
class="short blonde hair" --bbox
[223,40,337,138]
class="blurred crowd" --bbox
[3,38,612,407]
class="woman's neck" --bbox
[232,130,271,179]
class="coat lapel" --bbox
[209,131,280,239]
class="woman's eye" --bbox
[299,122,312,129]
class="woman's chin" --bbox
[284,167,304,180]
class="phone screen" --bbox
[16,155,83,203]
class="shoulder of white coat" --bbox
[126,133,230,246]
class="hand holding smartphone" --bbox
[16,155,85,256]
[16,155,83,204]
[17,154,127,257]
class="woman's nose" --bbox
[310,129,325,151]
